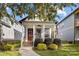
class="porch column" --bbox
[33,24,36,47]
[42,24,45,41]
[26,27,28,41]
[49,28,52,38]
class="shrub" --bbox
[15,44,20,48]
[44,38,52,46]
[0,40,21,51]
[4,44,12,51]
[53,38,61,47]
[3,40,21,45]
[4,44,16,51]
[48,44,58,50]
[34,38,43,47]
[0,45,5,51]
[0,41,5,51]
[37,43,47,50]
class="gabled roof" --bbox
[19,16,28,23]
[57,6,79,25]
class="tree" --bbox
[0,3,76,21]
[0,3,76,45]
[33,3,76,22]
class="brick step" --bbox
[23,41,32,46]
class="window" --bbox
[36,28,41,38]
[45,28,50,38]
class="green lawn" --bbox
[0,51,21,56]
[34,44,79,56]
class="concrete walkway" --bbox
[20,47,39,56]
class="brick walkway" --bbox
[19,47,39,56]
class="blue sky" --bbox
[6,4,79,22]
[6,7,28,21]
[55,5,79,22]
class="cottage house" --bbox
[57,7,79,43]
[20,16,56,46]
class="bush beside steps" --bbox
[53,38,61,47]
[37,43,47,50]
[34,38,61,50]
[48,44,58,50]
[34,38,43,47]
[44,38,52,46]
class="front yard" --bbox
[0,51,21,56]
[0,40,21,56]
[34,44,79,56]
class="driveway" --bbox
[20,47,39,56]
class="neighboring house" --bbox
[1,16,25,41]
[19,16,56,46]
[13,21,25,40]
[57,7,79,43]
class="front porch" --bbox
[22,21,55,47]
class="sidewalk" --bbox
[20,47,39,56]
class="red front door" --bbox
[28,28,33,45]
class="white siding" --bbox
[2,25,14,40]
[57,14,74,41]
[13,23,25,40]
[13,23,24,32]
[1,17,11,26]
[1,17,25,40]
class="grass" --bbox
[33,44,79,56]
[0,51,21,56]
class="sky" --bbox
[6,7,28,21]
[55,5,79,22]
[6,4,79,22]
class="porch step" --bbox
[23,41,32,47]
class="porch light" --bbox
[25,39,28,42]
